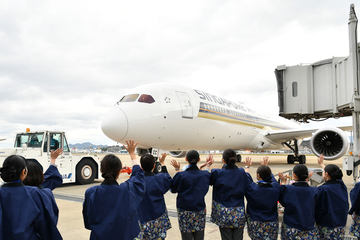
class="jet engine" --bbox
[310,127,349,160]
[169,151,187,158]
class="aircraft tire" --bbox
[76,159,96,185]
[236,154,242,163]
[287,155,295,164]
[298,155,306,164]
[153,161,162,174]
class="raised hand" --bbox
[318,154,325,169]
[206,155,214,167]
[159,153,167,166]
[50,148,63,165]
[262,156,269,166]
[245,157,252,167]
[124,140,138,163]
[171,160,180,171]
[278,172,288,184]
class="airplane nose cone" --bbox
[101,108,128,142]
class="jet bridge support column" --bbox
[349,4,360,182]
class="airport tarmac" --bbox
[53,154,357,240]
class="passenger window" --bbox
[292,82,298,97]
[138,94,155,104]
[118,94,139,103]
[63,136,70,152]
[50,133,62,151]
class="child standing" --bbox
[138,153,172,239]
[171,150,211,240]
[244,157,280,240]
[210,149,249,240]
[349,169,360,239]
[316,155,348,239]
[82,140,145,240]
[279,164,318,240]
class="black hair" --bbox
[101,154,122,182]
[140,154,155,172]
[222,149,236,167]
[324,164,343,180]
[0,155,27,182]
[257,165,272,182]
[293,164,308,181]
[23,159,44,187]
[186,150,200,165]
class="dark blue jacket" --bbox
[315,180,348,228]
[245,173,280,222]
[279,182,317,231]
[210,165,249,208]
[139,166,172,223]
[0,182,62,239]
[171,164,210,211]
[83,165,145,240]
[349,182,360,215]
[41,165,63,190]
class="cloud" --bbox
[0,0,355,147]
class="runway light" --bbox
[26,128,30,133]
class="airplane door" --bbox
[176,91,193,119]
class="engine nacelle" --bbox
[169,151,187,158]
[310,127,349,160]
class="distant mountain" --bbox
[69,142,109,149]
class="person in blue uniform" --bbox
[23,148,63,190]
[22,149,64,239]
[316,155,348,239]
[171,150,211,240]
[82,140,145,240]
[209,149,249,240]
[349,163,360,239]
[244,156,281,240]
[138,152,172,239]
[0,155,63,239]
[278,164,318,240]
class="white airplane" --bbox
[101,83,350,164]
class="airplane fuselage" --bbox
[101,84,299,151]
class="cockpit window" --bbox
[118,94,139,103]
[138,94,155,104]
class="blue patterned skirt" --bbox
[316,225,344,240]
[281,222,319,240]
[350,215,360,238]
[139,211,172,239]
[210,201,246,228]
[177,208,206,233]
[247,216,278,240]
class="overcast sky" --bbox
[0,0,356,147]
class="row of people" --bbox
[81,143,356,240]
[1,141,360,240]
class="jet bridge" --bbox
[275,56,356,122]
[275,4,360,181]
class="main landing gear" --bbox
[283,139,306,164]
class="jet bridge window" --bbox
[118,94,139,103]
[138,94,155,104]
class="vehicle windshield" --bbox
[15,133,44,148]
[117,94,139,104]
[138,94,155,104]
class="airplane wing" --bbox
[265,126,352,144]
